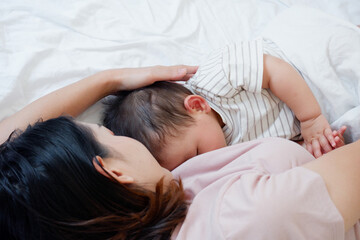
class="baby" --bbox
[102,39,345,170]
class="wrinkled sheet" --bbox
[1,0,360,128]
[262,6,360,143]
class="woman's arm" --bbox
[262,54,337,157]
[0,65,197,144]
[302,140,360,231]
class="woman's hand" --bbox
[107,65,198,92]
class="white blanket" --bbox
[1,0,359,134]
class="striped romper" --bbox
[184,38,302,145]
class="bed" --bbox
[1,0,360,141]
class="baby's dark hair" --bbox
[102,81,195,163]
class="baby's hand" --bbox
[332,126,347,148]
[300,114,335,158]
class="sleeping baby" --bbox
[101,6,360,170]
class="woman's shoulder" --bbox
[173,137,313,179]
[173,138,343,240]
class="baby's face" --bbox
[157,112,227,171]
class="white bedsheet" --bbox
[1,0,359,133]
[262,6,360,143]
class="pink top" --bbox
[171,138,360,240]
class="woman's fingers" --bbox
[173,66,198,80]
[182,65,198,74]
[119,65,198,91]
[150,65,198,81]
[181,73,195,81]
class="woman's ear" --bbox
[109,170,135,184]
[93,156,134,184]
[184,95,211,113]
[93,156,107,176]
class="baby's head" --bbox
[102,81,226,170]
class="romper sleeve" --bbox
[185,39,264,98]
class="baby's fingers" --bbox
[319,135,332,154]
[332,126,347,148]
[324,128,336,148]
[337,126,347,137]
[312,139,322,158]
[306,142,313,156]
[334,136,345,148]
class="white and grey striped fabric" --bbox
[185,38,302,145]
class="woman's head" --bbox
[0,116,187,239]
[86,122,173,191]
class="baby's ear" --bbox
[184,95,211,113]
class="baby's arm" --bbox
[262,54,335,158]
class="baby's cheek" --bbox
[204,138,227,153]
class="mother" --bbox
[0,66,196,240]
[0,66,359,239]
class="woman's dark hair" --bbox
[0,116,187,240]
[102,81,194,164]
